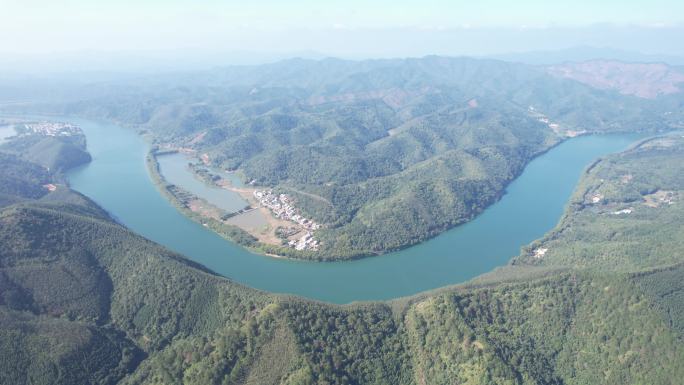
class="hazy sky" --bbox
[1,0,683,64]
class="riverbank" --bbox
[65,116,646,303]
[145,135,567,262]
[144,129,648,263]
[146,150,324,260]
[147,151,267,249]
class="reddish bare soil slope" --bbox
[548,60,684,98]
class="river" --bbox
[65,117,642,303]
[156,152,248,213]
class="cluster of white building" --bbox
[533,247,548,259]
[253,190,320,250]
[653,191,676,206]
[528,106,560,131]
[528,106,587,138]
[289,231,319,251]
[23,121,80,137]
[590,193,604,204]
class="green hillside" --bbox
[0,120,91,175]
[35,57,680,260]
[516,135,684,271]
[1,121,683,383]
[1,134,91,173]
[0,152,51,203]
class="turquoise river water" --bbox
[65,117,642,303]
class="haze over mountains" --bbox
[1,43,684,74]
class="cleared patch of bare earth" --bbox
[527,105,587,138]
[643,190,677,208]
[547,60,684,99]
[210,180,288,244]
[214,178,311,247]
[188,199,222,220]
[188,130,206,145]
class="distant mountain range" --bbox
[490,46,684,66]
[1,46,683,75]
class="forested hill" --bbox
[18,56,682,260]
[1,121,683,383]
[516,134,684,274]
[0,120,91,174]
[0,122,93,207]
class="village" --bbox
[585,177,677,217]
[151,147,324,253]
[20,121,81,137]
[253,190,321,251]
